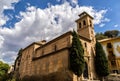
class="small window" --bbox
[107,43,112,48]
[91,30,93,34]
[83,20,86,25]
[54,45,57,51]
[112,70,118,74]
[109,51,115,56]
[111,60,116,66]
[90,20,92,27]
[42,49,44,55]
[53,44,57,51]
[84,42,87,48]
[18,62,20,66]
[79,23,81,28]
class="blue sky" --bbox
[2,0,120,32]
[79,0,120,32]
[0,0,120,64]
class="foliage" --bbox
[18,48,23,55]
[7,78,16,81]
[95,30,120,40]
[70,30,85,76]
[95,33,108,40]
[95,41,109,77]
[0,61,10,81]
[104,30,120,38]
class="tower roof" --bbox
[79,12,93,19]
[75,12,93,22]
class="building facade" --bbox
[14,12,98,81]
[99,37,120,74]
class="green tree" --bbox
[70,30,85,76]
[104,30,120,38]
[95,41,109,80]
[95,32,108,40]
[0,61,10,81]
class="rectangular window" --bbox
[111,60,116,66]
[79,23,81,28]
[109,51,114,56]
[54,45,57,51]
[107,43,112,48]
[84,42,87,48]
[42,49,44,55]
[52,44,57,51]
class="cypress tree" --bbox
[70,30,85,76]
[95,41,109,77]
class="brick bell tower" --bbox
[75,12,97,80]
[75,12,95,43]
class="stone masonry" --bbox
[14,12,98,81]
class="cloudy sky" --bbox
[0,0,120,64]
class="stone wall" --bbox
[32,33,72,76]
[34,33,72,58]
[19,45,34,78]
[32,49,69,76]
[19,32,72,79]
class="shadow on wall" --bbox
[17,71,73,81]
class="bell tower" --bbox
[76,12,97,80]
[75,12,95,42]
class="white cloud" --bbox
[0,36,4,49]
[99,23,105,27]
[114,24,119,27]
[0,0,19,26]
[0,0,19,10]
[56,0,61,2]
[69,0,78,6]
[0,1,109,64]
[0,19,6,26]
[1,51,17,64]
[93,10,107,24]
[102,18,110,22]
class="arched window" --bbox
[89,20,92,27]
[83,20,86,25]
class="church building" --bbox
[14,12,98,81]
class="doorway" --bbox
[83,62,89,79]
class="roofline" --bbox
[75,12,93,22]
[22,42,42,51]
[33,47,69,61]
[99,37,120,43]
[79,11,94,19]
[36,31,72,51]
